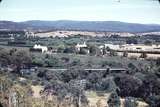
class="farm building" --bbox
[75,42,87,51]
[30,44,48,53]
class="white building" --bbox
[104,44,120,50]
[33,44,48,53]
[104,43,160,52]
[75,42,87,51]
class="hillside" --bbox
[0,21,28,30]
[1,20,160,33]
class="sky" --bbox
[0,0,160,24]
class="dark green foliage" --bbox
[61,57,70,63]
[127,63,138,73]
[137,74,160,105]
[89,45,100,55]
[1,48,160,106]
[44,58,59,67]
[0,49,32,73]
[124,97,138,107]
[146,95,160,107]
[107,92,120,107]
[12,50,32,72]
[0,49,11,66]
[37,70,46,78]
[88,72,101,84]
[126,38,138,44]
[71,59,81,66]
[95,77,118,92]
[61,71,74,82]
[102,47,106,55]
[32,54,62,67]
[63,46,76,53]
[106,46,111,51]
[128,63,136,69]
[114,74,142,97]
[110,35,120,38]
[144,40,152,45]
[32,58,45,66]
[79,48,88,55]
[155,68,160,78]
[155,58,160,66]
[109,50,117,56]
[57,46,65,53]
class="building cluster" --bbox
[104,44,160,58]
[104,44,160,52]
[29,42,160,59]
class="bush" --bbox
[89,45,100,55]
[95,77,119,92]
[32,58,45,66]
[71,59,81,66]
[144,40,152,45]
[107,92,120,107]
[156,58,160,66]
[79,48,88,55]
[137,74,160,106]
[63,46,76,53]
[37,70,46,78]
[126,38,138,44]
[124,97,138,107]
[114,74,142,97]
[61,57,70,63]
[109,50,118,56]
[146,95,160,107]
[57,47,65,53]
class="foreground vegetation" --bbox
[0,31,160,107]
[0,47,160,107]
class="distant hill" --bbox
[0,21,28,30]
[1,20,160,33]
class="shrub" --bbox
[126,38,138,44]
[124,97,138,107]
[146,95,160,107]
[107,92,120,107]
[79,48,88,55]
[63,46,76,53]
[114,74,142,97]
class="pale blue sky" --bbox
[0,0,160,24]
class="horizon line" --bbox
[0,19,160,25]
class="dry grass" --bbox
[35,30,135,38]
[85,91,110,107]
[85,91,148,107]
[31,85,44,98]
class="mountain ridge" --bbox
[1,20,160,33]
